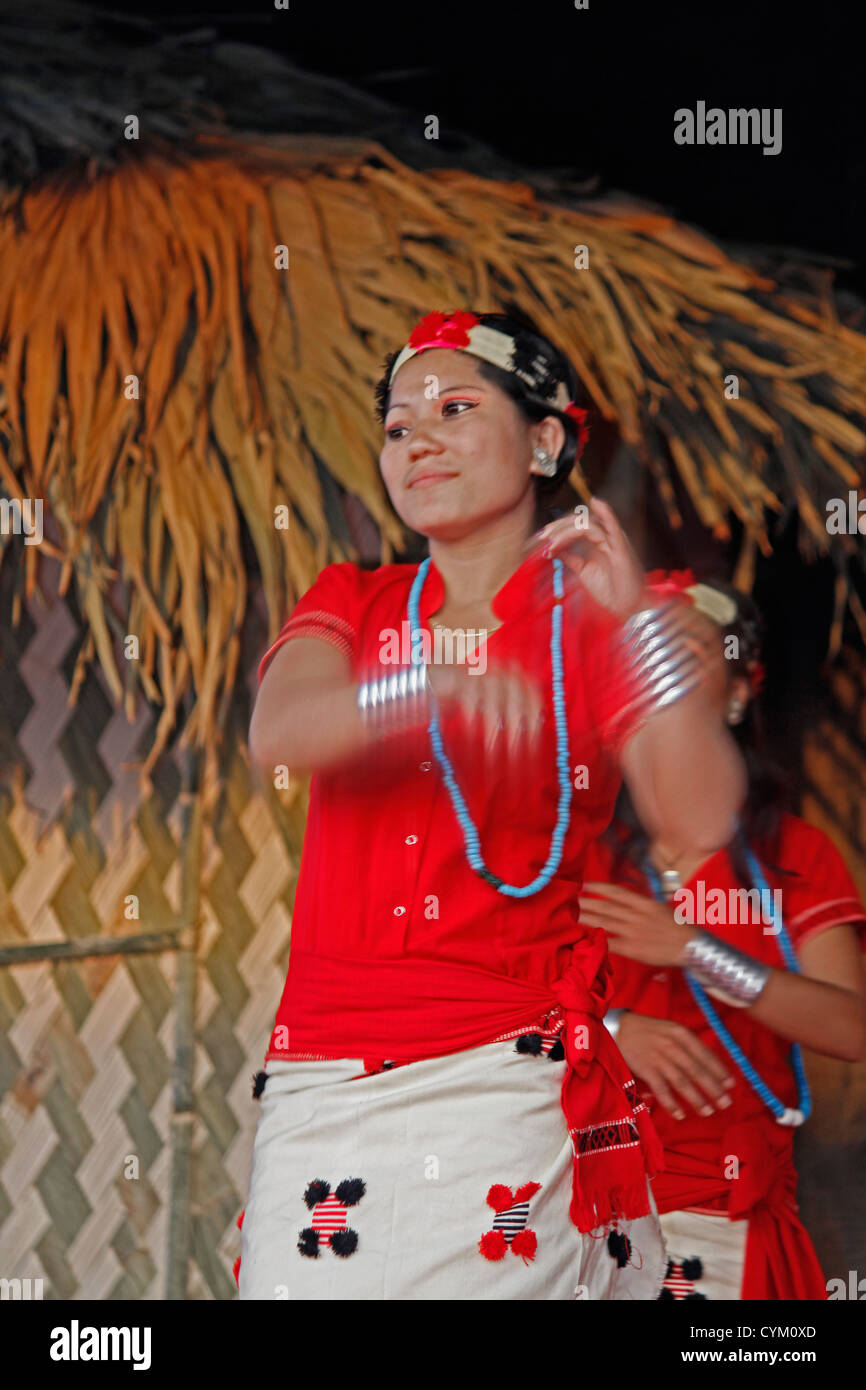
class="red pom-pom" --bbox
[485,1183,515,1213]
[479,1229,508,1261]
[513,1181,542,1205]
[233,1256,241,1287]
[510,1229,538,1263]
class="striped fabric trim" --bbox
[795,911,866,949]
[571,1118,641,1157]
[290,608,354,642]
[664,1271,698,1299]
[259,612,355,678]
[311,1197,349,1235]
[492,1202,531,1241]
[788,897,866,930]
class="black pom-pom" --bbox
[607,1230,632,1267]
[548,1038,565,1061]
[658,1287,675,1301]
[330,1228,359,1257]
[665,1259,674,1278]
[303,1179,331,1210]
[685,1291,707,1301]
[334,1178,366,1207]
[515,1033,543,1055]
[682,1257,703,1281]
[297,1228,319,1258]
[252,1071,268,1100]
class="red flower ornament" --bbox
[407,310,480,352]
[645,569,698,598]
[564,402,590,456]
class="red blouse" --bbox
[253,549,667,1232]
[258,548,645,1041]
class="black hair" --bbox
[604,579,793,889]
[373,307,585,518]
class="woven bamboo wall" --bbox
[0,556,304,1299]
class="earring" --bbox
[726,698,746,726]
[532,446,557,478]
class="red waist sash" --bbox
[653,1118,826,1299]
[266,937,664,1233]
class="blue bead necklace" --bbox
[407,555,572,897]
[644,841,810,1126]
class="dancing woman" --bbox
[238,310,746,1300]
[580,575,866,1300]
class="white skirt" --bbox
[238,1034,667,1300]
[658,1208,748,1300]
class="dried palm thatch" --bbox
[1,16,866,794]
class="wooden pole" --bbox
[0,932,179,966]
[165,747,203,1301]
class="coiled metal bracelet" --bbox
[681,930,771,1008]
[622,598,706,717]
[357,662,430,726]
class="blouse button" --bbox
[405,834,418,845]
[419,760,432,772]
[393,905,406,916]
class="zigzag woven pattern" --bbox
[0,563,302,1299]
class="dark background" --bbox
[115,0,865,295]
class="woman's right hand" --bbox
[615,1011,736,1121]
[427,660,546,762]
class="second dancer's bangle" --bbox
[680,930,771,1008]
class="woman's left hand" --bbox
[578,882,696,966]
[525,497,645,618]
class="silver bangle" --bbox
[357,663,430,726]
[621,598,705,718]
[603,1007,626,1040]
[681,930,771,1008]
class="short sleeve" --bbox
[257,562,360,685]
[773,818,866,949]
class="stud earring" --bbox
[532,446,557,478]
[726,697,746,726]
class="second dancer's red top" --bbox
[585,817,866,1295]
[255,549,663,1231]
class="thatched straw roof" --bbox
[2,6,865,788]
